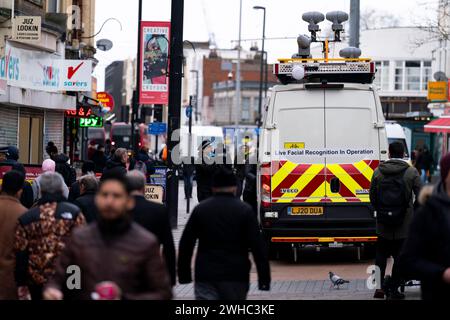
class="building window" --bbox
[394,60,432,92]
[47,0,60,13]
[405,61,421,91]
[374,61,390,91]
[395,61,404,90]
[242,97,251,121]
[422,61,432,91]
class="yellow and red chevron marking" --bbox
[271,160,380,203]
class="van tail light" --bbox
[370,61,375,74]
[261,162,271,208]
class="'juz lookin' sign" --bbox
[12,16,41,42]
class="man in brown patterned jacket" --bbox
[43,169,172,300]
[14,172,85,300]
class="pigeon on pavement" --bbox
[329,272,350,289]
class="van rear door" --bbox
[324,88,380,203]
[271,88,326,204]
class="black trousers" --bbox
[184,173,193,199]
[375,237,405,291]
[195,282,249,300]
[243,191,257,215]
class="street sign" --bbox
[149,166,167,203]
[148,122,167,135]
[96,92,115,112]
[79,117,104,128]
[12,16,41,42]
[61,60,93,92]
[1,164,42,183]
[144,184,164,204]
[428,81,448,102]
[65,106,94,118]
[186,106,193,118]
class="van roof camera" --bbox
[292,34,311,59]
[326,11,349,41]
[302,11,325,42]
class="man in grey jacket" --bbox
[370,141,421,300]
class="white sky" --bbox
[93,0,439,90]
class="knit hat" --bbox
[440,152,450,182]
[212,167,237,188]
[42,159,56,173]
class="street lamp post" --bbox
[227,72,233,124]
[132,0,143,152]
[264,51,268,99]
[166,0,185,228]
[190,70,199,123]
[253,5,266,128]
[235,0,243,127]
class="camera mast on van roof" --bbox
[274,11,376,85]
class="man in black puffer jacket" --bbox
[74,175,99,224]
[400,153,450,300]
[103,148,128,178]
[46,142,76,187]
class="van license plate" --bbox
[288,207,324,216]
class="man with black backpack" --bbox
[46,142,77,187]
[370,141,422,300]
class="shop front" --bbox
[425,115,450,157]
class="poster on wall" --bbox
[139,21,170,105]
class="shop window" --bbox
[392,102,409,114]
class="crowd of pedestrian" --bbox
[1,137,450,301]
[0,140,269,301]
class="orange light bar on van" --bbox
[271,236,378,243]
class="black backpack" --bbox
[374,169,410,227]
[56,162,76,186]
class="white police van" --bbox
[257,11,389,259]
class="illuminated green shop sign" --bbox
[79,116,103,128]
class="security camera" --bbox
[297,34,311,49]
[302,11,325,33]
[326,11,349,32]
[292,35,311,59]
[339,47,361,59]
[434,71,448,81]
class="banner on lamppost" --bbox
[139,21,170,105]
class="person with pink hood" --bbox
[32,159,69,203]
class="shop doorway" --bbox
[19,115,44,164]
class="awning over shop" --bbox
[424,116,450,133]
